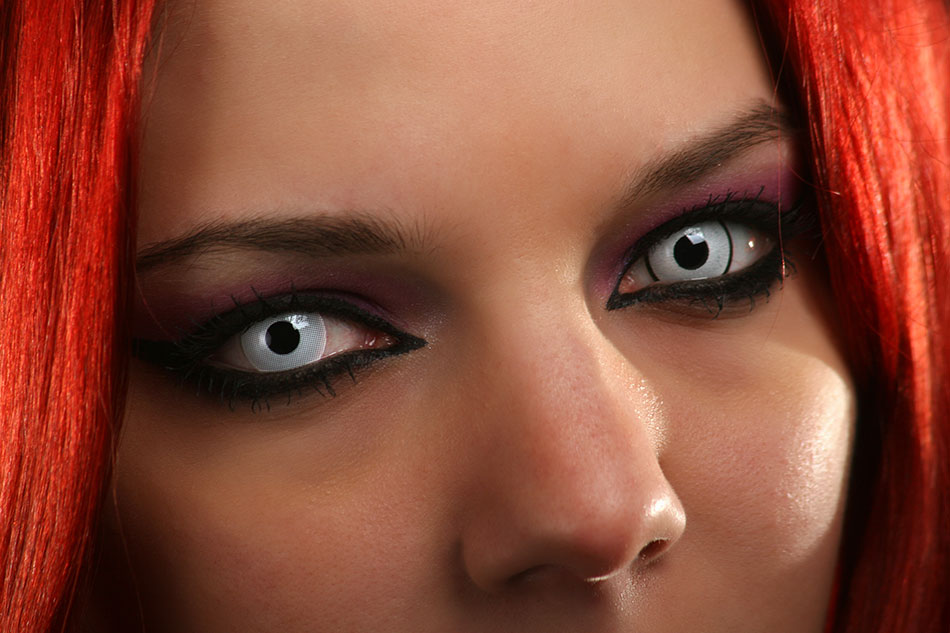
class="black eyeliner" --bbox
[606,191,816,313]
[133,293,426,410]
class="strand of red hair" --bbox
[759,0,950,631]
[0,1,156,631]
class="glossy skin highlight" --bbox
[95,0,856,631]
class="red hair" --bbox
[0,0,947,631]
[756,0,950,630]
[0,1,156,631]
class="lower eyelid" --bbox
[324,319,396,357]
[608,248,787,313]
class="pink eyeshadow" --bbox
[589,165,806,298]
[132,263,436,341]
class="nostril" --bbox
[505,564,591,591]
[507,564,548,587]
[637,539,669,564]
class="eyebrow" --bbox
[136,101,794,273]
[136,213,417,273]
[623,101,794,201]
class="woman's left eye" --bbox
[605,193,811,315]
[618,220,773,294]
[211,312,390,373]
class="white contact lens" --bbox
[726,222,772,271]
[646,221,732,282]
[241,313,327,373]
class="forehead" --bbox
[139,0,774,245]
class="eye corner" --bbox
[605,288,636,311]
[133,290,430,412]
[394,330,429,352]
[604,246,788,318]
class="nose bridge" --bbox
[481,289,654,456]
[487,309,665,515]
[497,314,644,475]
[458,298,685,591]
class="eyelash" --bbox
[133,294,427,411]
[134,191,814,411]
[606,191,815,315]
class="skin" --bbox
[92,0,856,631]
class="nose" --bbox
[457,318,686,593]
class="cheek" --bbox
[622,286,855,627]
[113,381,446,632]
[116,464,426,631]
[667,354,854,558]
[600,268,855,628]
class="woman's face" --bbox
[108,0,856,631]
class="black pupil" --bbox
[265,321,301,355]
[673,233,709,270]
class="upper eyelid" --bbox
[211,295,400,338]
[604,192,816,314]
[138,196,799,345]
[133,293,418,367]
[131,293,428,407]
[613,193,768,284]
[614,195,782,281]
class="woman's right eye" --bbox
[133,294,427,409]
[212,311,393,373]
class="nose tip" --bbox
[461,477,686,593]
[455,315,687,595]
[635,496,686,567]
